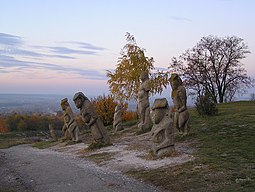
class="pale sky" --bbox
[1,0,255,97]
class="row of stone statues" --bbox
[49,72,189,158]
[59,92,111,145]
[137,72,190,157]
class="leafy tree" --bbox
[107,32,169,102]
[169,35,254,103]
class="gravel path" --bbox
[0,144,161,192]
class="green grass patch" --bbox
[127,101,255,191]
[0,132,31,149]
[84,152,117,164]
[32,140,58,149]
[88,140,112,150]
[123,119,138,127]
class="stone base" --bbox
[114,124,123,132]
[155,145,175,158]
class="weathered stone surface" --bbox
[73,92,111,145]
[49,123,58,141]
[113,105,123,132]
[138,71,152,132]
[170,73,190,135]
[61,98,81,142]
[151,98,174,157]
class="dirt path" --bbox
[50,129,195,172]
[0,127,195,192]
[0,144,161,192]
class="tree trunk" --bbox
[219,94,224,103]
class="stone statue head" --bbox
[170,73,182,90]
[73,92,88,109]
[140,71,149,81]
[61,98,69,110]
[151,98,169,124]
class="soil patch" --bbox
[49,126,195,172]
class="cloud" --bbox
[0,47,76,59]
[170,16,192,22]
[0,33,106,60]
[0,33,77,59]
[47,46,97,55]
[0,55,106,80]
[47,54,76,59]
[0,33,107,80]
[63,41,106,51]
[0,55,30,67]
[0,33,23,46]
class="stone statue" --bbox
[49,123,58,141]
[170,73,190,135]
[61,98,81,142]
[138,71,151,132]
[73,92,111,145]
[151,98,174,157]
[113,105,123,132]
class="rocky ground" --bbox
[50,125,195,173]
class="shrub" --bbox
[0,117,9,133]
[122,111,137,122]
[91,94,128,126]
[5,113,63,131]
[195,92,218,116]
[250,93,255,101]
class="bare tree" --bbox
[169,35,254,103]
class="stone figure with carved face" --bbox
[73,92,110,145]
[170,73,190,135]
[138,71,152,132]
[61,98,81,142]
[151,98,174,157]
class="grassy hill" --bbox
[127,101,255,191]
[1,101,254,191]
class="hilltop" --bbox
[1,101,255,191]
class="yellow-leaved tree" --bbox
[107,32,169,102]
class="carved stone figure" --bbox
[170,73,190,135]
[73,92,111,145]
[151,98,174,157]
[138,71,151,132]
[61,98,81,142]
[49,123,58,141]
[113,105,123,132]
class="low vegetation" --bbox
[127,101,255,191]
[32,140,58,149]
[0,113,63,132]
[0,132,31,149]
[91,94,129,126]
[1,101,254,191]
